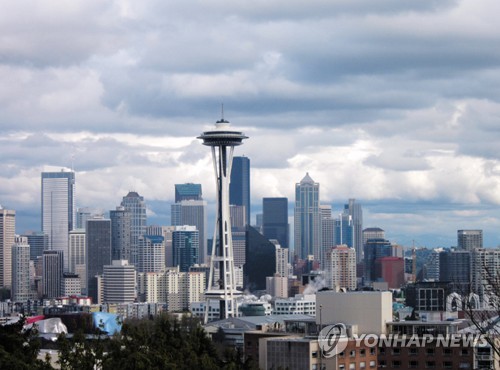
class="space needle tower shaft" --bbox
[198,117,248,322]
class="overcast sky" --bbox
[1,0,500,248]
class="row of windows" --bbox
[338,361,376,370]
[379,360,471,369]
[339,348,377,357]
[381,347,469,356]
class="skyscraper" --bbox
[23,231,48,262]
[175,183,202,202]
[458,230,483,251]
[325,245,357,291]
[0,207,15,288]
[103,260,136,304]
[364,238,392,283]
[336,199,363,263]
[110,206,132,262]
[335,213,352,244]
[43,250,63,299]
[41,170,75,270]
[11,236,31,302]
[172,226,199,272]
[439,250,471,287]
[198,117,247,321]
[138,235,165,273]
[120,192,147,265]
[68,229,86,293]
[86,217,112,303]
[263,197,289,249]
[171,199,207,264]
[294,173,321,261]
[320,204,334,267]
[229,205,246,228]
[230,156,250,225]
[244,226,277,291]
[362,227,385,247]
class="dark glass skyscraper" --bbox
[230,156,250,225]
[86,217,111,302]
[263,197,289,249]
[110,206,131,262]
[172,226,199,272]
[244,226,276,291]
[364,238,392,282]
[23,231,49,261]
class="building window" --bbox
[360,349,366,357]
[370,348,376,356]
[339,365,345,370]
[443,361,452,368]
[426,348,435,356]
[359,362,366,369]
[426,361,435,368]
[379,347,385,355]
[460,349,469,356]
[409,360,418,368]
[392,360,401,368]
[349,364,356,370]
[458,363,470,369]
[443,348,452,356]
[409,347,418,356]
[350,350,356,357]
[392,348,401,355]
[339,351,345,358]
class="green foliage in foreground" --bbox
[0,314,258,370]
[0,318,51,370]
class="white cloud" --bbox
[2,0,500,247]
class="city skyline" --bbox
[1,1,500,248]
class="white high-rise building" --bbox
[275,243,289,278]
[103,260,136,304]
[11,236,31,302]
[41,170,75,270]
[69,229,86,292]
[138,235,165,273]
[266,275,288,298]
[325,245,357,291]
[471,248,500,305]
[0,207,15,288]
[144,267,205,311]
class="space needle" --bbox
[198,114,248,322]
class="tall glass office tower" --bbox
[294,173,321,261]
[41,170,75,270]
[230,156,250,225]
[263,197,289,249]
[120,191,147,265]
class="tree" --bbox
[0,317,52,370]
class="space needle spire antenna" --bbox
[198,114,248,323]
